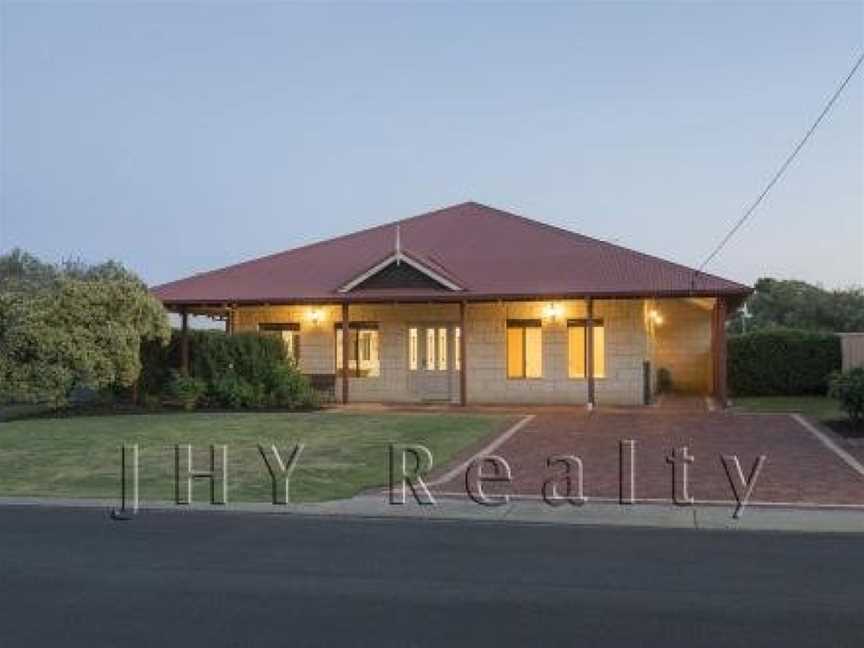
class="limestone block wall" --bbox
[233,303,460,403]
[233,304,341,375]
[340,303,460,402]
[232,299,651,406]
[463,299,648,406]
[593,300,651,406]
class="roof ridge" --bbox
[150,201,477,291]
[468,202,748,290]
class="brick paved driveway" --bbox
[433,410,864,507]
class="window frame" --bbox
[506,319,543,380]
[408,325,458,372]
[567,318,606,379]
[334,322,380,378]
[408,327,419,371]
[425,328,436,372]
[454,326,461,371]
[258,322,301,362]
[437,327,448,371]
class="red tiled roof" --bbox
[151,202,751,305]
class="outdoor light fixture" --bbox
[650,309,664,325]
[308,309,323,326]
[543,302,561,321]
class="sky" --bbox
[1,1,862,290]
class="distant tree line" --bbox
[728,277,864,334]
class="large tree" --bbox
[729,277,864,334]
[0,249,170,405]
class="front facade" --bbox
[153,202,749,406]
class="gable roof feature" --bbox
[151,202,751,305]
[339,253,462,293]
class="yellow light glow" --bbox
[650,310,664,325]
[307,309,323,325]
[543,302,561,321]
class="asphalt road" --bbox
[0,507,861,647]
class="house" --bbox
[151,202,751,407]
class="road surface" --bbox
[0,506,860,646]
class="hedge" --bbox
[728,328,841,396]
[829,368,864,427]
[139,329,316,409]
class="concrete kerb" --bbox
[0,494,862,534]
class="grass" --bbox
[731,395,844,422]
[0,411,514,503]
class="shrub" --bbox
[141,393,162,411]
[211,372,259,410]
[728,329,841,396]
[829,368,864,427]
[140,330,287,395]
[190,331,286,387]
[141,330,316,411]
[0,260,170,406]
[266,364,318,409]
[165,371,207,411]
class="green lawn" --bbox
[0,412,513,503]
[731,396,844,422]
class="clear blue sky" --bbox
[2,1,862,289]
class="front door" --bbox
[407,324,460,401]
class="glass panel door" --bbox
[425,328,436,371]
[408,324,455,402]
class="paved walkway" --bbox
[432,409,864,507]
[654,392,713,412]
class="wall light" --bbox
[307,309,323,326]
[650,309,664,325]
[543,302,562,322]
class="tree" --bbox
[0,250,170,405]
[0,248,57,292]
[728,278,864,335]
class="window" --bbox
[437,328,448,371]
[408,328,418,370]
[335,323,380,377]
[425,329,435,371]
[506,320,542,379]
[567,319,606,378]
[454,327,461,371]
[409,326,453,372]
[258,323,300,363]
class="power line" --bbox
[696,50,864,276]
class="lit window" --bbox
[568,325,585,378]
[506,320,542,379]
[408,327,418,370]
[335,323,380,377]
[438,328,448,371]
[258,323,300,363]
[567,319,606,378]
[413,326,452,372]
[594,325,606,378]
[454,327,461,371]
[426,328,436,371]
